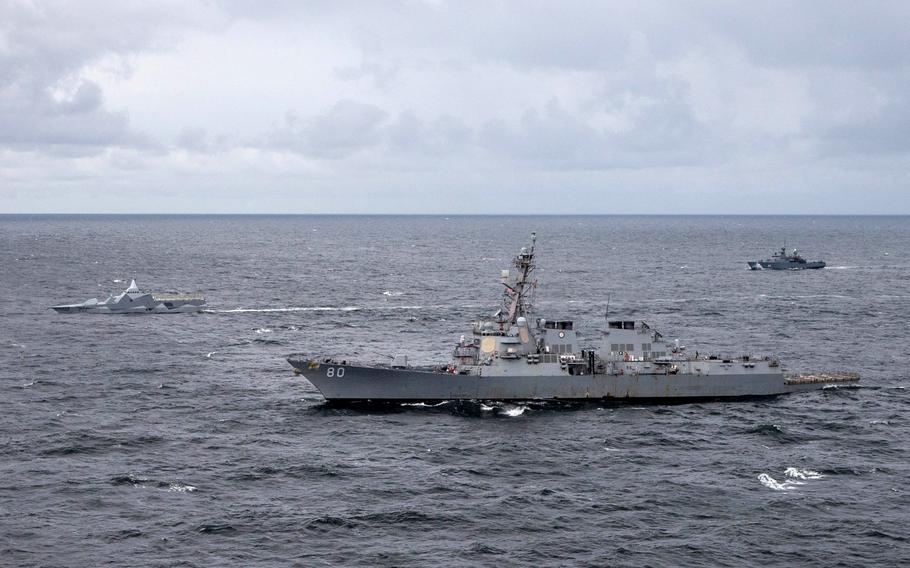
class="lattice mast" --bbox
[498,232,538,325]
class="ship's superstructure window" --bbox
[541,319,574,330]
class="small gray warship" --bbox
[51,279,205,314]
[288,234,856,402]
[748,246,826,270]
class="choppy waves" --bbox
[4,214,910,567]
[111,474,198,493]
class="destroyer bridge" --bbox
[287,233,860,403]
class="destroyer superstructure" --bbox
[288,234,856,402]
[51,280,205,314]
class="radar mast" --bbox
[498,232,538,325]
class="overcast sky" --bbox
[2,1,909,214]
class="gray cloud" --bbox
[388,112,471,155]
[0,0,222,152]
[175,127,211,153]
[267,101,388,158]
[690,2,910,69]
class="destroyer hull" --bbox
[288,358,855,402]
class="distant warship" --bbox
[748,246,826,270]
[51,280,205,314]
[288,234,856,402]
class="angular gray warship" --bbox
[288,234,856,402]
[51,279,205,314]
[748,246,826,270]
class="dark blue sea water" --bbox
[2,215,908,567]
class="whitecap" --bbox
[503,405,527,417]
[758,473,793,491]
[785,467,823,480]
[168,483,197,493]
[759,468,824,490]
[382,290,404,297]
[254,328,272,334]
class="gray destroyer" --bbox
[288,235,856,402]
[748,246,826,270]
[51,279,205,314]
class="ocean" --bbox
[1,215,908,566]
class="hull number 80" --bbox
[326,367,345,378]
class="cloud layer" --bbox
[2,1,908,213]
